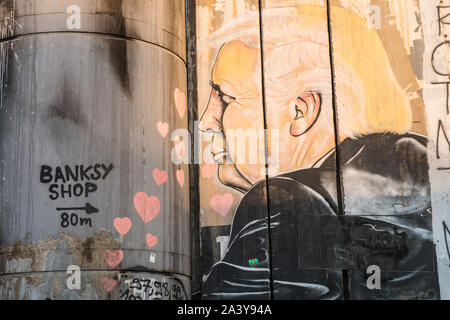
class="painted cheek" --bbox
[222,108,266,184]
[222,109,242,161]
[222,106,253,133]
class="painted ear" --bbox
[290,91,321,137]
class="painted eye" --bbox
[221,94,234,105]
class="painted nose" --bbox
[199,89,223,133]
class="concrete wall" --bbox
[0,0,190,300]
[196,0,446,300]
[2,0,450,301]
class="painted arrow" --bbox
[56,202,99,214]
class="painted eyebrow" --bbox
[209,80,236,100]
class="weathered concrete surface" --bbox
[0,231,120,274]
[0,0,190,300]
[0,0,186,59]
[0,270,190,300]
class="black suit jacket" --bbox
[202,133,440,300]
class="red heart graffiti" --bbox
[146,233,158,248]
[153,168,168,186]
[102,278,117,292]
[133,192,161,223]
[113,217,132,236]
[104,249,124,268]
[210,193,234,217]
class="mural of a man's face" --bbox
[200,40,330,192]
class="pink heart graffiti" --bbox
[146,233,158,248]
[174,88,187,119]
[153,168,168,186]
[104,249,124,268]
[176,169,185,187]
[113,217,132,236]
[210,193,234,217]
[201,163,218,179]
[133,192,161,223]
[102,278,117,292]
[156,121,169,138]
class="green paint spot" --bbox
[248,258,259,266]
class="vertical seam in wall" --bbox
[185,0,201,300]
[326,0,349,300]
[257,0,274,301]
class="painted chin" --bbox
[217,164,252,193]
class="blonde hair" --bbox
[203,5,412,138]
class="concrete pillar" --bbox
[0,0,190,300]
